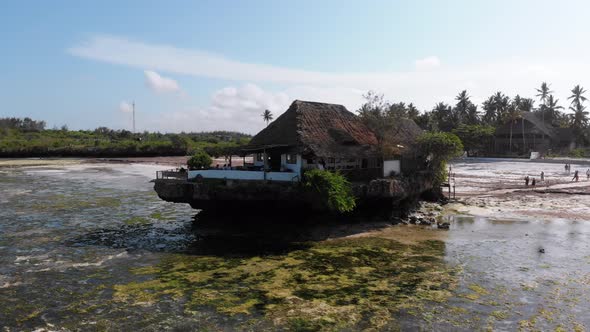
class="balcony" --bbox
[187,169,300,182]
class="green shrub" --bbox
[303,169,356,213]
[417,132,464,185]
[452,124,495,155]
[187,151,212,170]
[568,148,586,158]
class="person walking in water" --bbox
[540,171,544,182]
[586,168,590,180]
[531,178,536,187]
[573,170,579,182]
[565,163,569,173]
[525,175,529,186]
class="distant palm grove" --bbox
[357,82,590,157]
[2,82,589,158]
[0,117,250,157]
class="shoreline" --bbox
[456,156,590,165]
[0,156,189,168]
[0,156,251,168]
[448,159,590,222]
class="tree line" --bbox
[358,82,590,156]
[0,119,250,157]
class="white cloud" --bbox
[414,56,441,71]
[145,83,291,134]
[71,35,590,131]
[68,35,340,85]
[70,35,590,112]
[144,70,181,94]
[142,83,369,134]
[119,101,133,113]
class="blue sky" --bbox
[2,0,590,133]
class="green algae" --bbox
[29,194,121,212]
[123,216,151,225]
[149,211,176,221]
[113,237,458,330]
[490,310,508,320]
[468,284,489,296]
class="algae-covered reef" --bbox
[114,237,457,331]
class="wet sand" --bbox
[448,159,590,221]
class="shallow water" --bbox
[1,162,590,331]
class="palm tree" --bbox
[568,85,587,109]
[570,103,589,131]
[512,95,524,153]
[570,103,589,127]
[536,82,553,139]
[568,85,589,143]
[506,97,523,153]
[482,96,496,125]
[406,103,420,121]
[261,109,273,126]
[481,92,509,126]
[454,90,470,123]
[516,97,534,154]
[432,102,453,131]
[545,95,563,126]
[535,82,553,105]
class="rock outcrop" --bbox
[154,173,437,217]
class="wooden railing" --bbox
[156,169,188,180]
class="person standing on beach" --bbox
[586,168,590,180]
[525,176,529,186]
[531,178,536,187]
[540,171,544,182]
[565,164,569,173]
[573,170,579,182]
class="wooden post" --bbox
[263,148,267,180]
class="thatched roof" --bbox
[385,118,423,146]
[496,112,577,144]
[247,100,379,158]
[554,127,575,143]
[496,112,557,139]
[376,118,424,158]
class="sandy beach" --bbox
[448,159,590,221]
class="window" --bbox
[361,159,368,168]
[286,153,297,164]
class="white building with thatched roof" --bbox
[189,100,420,181]
[188,100,384,182]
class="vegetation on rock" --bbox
[302,169,356,213]
[187,151,212,170]
[417,132,464,185]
